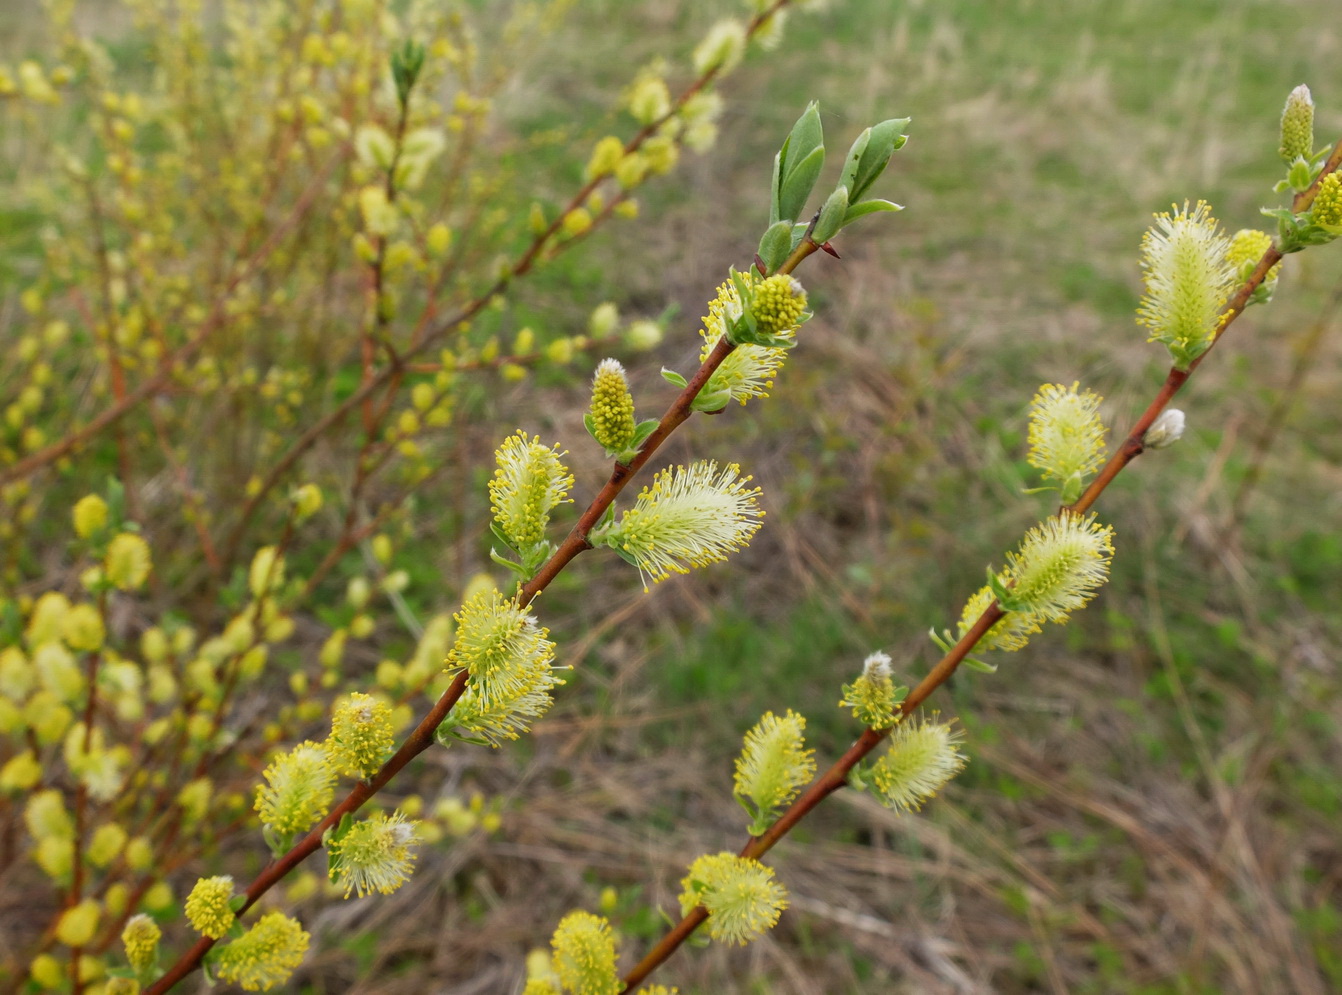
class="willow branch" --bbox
[620,137,1342,992]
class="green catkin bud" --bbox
[488,430,574,550]
[0,646,31,697]
[30,954,63,989]
[445,590,559,730]
[627,74,670,125]
[447,649,565,746]
[25,789,74,839]
[692,20,748,76]
[254,741,335,836]
[0,750,41,790]
[248,546,285,598]
[1279,84,1314,163]
[839,651,905,728]
[87,822,127,866]
[214,912,310,992]
[753,9,788,49]
[748,274,808,338]
[326,810,420,897]
[625,319,662,350]
[291,483,322,520]
[122,913,161,973]
[185,875,235,939]
[550,911,620,995]
[62,603,104,651]
[105,532,151,590]
[589,359,637,458]
[1143,408,1186,450]
[1312,172,1342,229]
[105,977,140,995]
[328,692,394,778]
[585,136,626,180]
[868,715,967,814]
[1026,382,1108,503]
[28,591,72,645]
[678,853,789,946]
[72,494,109,538]
[698,278,788,407]
[954,578,1041,652]
[1136,201,1235,369]
[1226,228,1282,292]
[589,302,619,337]
[734,710,815,824]
[1002,513,1115,623]
[55,898,101,947]
[562,208,592,237]
[590,461,764,588]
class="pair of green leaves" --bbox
[757,103,910,273]
[391,39,427,110]
[581,412,660,465]
[489,521,552,583]
[1264,204,1341,254]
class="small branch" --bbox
[620,605,1004,991]
[142,670,470,995]
[620,137,1342,991]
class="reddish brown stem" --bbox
[142,671,469,995]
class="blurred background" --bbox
[2,1,1341,992]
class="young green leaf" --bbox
[848,117,909,203]
[757,220,794,273]
[812,184,849,244]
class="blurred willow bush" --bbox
[0,0,815,990]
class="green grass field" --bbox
[2,1,1340,992]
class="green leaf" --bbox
[661,368,688,388]
[106,476,126,526]
[582,412,598,442]
[812,184,849,244]
[841,199,904,225]
[1288,157,1314,192]
[849,117,909,203]
[691,387,731,413]
[630,419,659,447]
[773,105,825,223]
[988,569,1022,612]
[488,521,518,555]
[769,150,784,226]
[391,39,427,108]
[928,627,954,655]
[840,127,872,194]
[779,145,825,224]
[610,544,642,568]
[961,656,999,674]
[489,547,528,576]
[780,102,823,180]
[523,540,552,573]
[757,220,793,274]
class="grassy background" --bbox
[4,0,1342,992]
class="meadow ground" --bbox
[2,1,1341,992]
